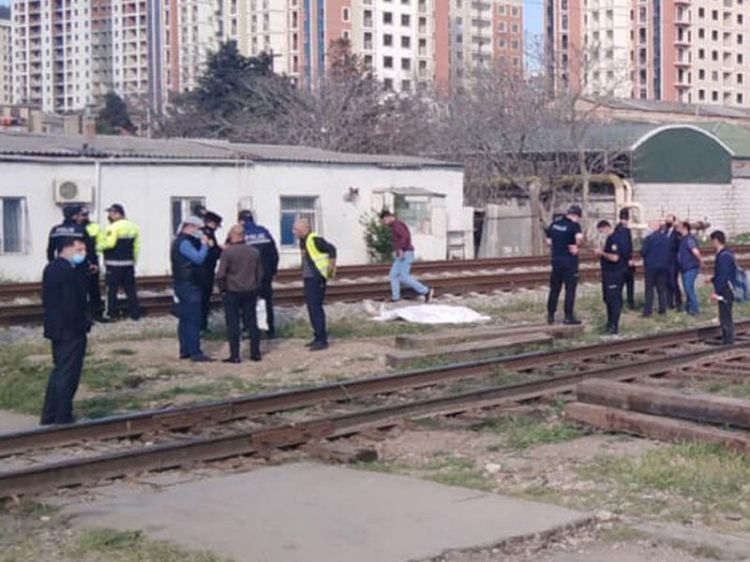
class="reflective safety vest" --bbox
[86,222,104,248]
[305,232,333,279]
[101,218,141,267]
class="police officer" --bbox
[640,219,669,317]
[196,210,223,331]
[545,204,584,325]
[617,209,636,310]
[239,210,280,338]
[100,203,141,321]
[47,205,92,263]
[665,213,683,310]
[79,206,107,322]
[595,218,631,335]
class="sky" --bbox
[524,0,544,38]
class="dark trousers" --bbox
[106,266,140,320]
[624,266,636,308]
[87,270,104,319]
[547,260,579,320]
[603,270,625,331]
[718,287,735,345]
[41,336,87,425]
[667,260,683,309]
[304,276,328,344]
[224,291,261,360]
[200,271,216,330]
[643,267,668,316]
[258,277,275,335]
[174,281,203,359]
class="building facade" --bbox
[0,11,10,105]
[0,132,468,281]
[547,0,750,107]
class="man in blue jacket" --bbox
[640,220,669,317]
[709,230,736,345]
[595,219,631,335]
[41,237,91,425]
[239,210,280,338]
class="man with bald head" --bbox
[215,224,264,363]
[293,218,337,351]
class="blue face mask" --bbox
[71,253,86,266]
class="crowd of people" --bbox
[546,206,739,343]
[39,205,432,425]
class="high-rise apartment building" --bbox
[547,0,750,107]
[0,9,11,105]
[452,0,523,84]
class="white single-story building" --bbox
[0,133,469,282]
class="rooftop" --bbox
[0,132,460,169]
[583,96,750,120]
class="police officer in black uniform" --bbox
[619,209,636,310]
[595,218,632,335]
[546,204,584,325]
[196,209,223,331]
[47,205,94,264]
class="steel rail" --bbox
[0,342,743,498]
[1,319,744,458]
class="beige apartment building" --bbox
[0,13,10,105]
[547,0,750,107]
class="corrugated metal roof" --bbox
[695,122,750,158]
[588,97,750,119]
[0,132,460,168]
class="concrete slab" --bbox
[65,462,590,562]
[0,410,37,433]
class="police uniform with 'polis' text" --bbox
[546,210,583,324]
[601,224,632,334]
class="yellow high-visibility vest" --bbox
[305,232,332,279]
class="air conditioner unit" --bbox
[53,179,93,204]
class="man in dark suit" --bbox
[41,237,91,425]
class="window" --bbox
[401,35,411,48]
[384,55,393,68]
[401,57,411,70]
[171,197,205,238]
[342,7,350,21]
[394,194,432,235]
[280,197,318,247]
[384,33,393,46]
[0,198,26,254]
[383,11,393,24]
[401,14,410,26]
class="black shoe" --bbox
[607,326,619,335]
[222,357,241,364]
[563,317,582,325]
[250,355,262,362]
[266,330,276,340]
[93,316,109,323]
[191,355,215,363]
[179,354,190,360]
[424,287,435,303]
[309,341,328,351]
[547,314,555,325]
[641,313,652,318]
[304,340,316,347]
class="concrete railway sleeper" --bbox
[1,325,749,498]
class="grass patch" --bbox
[0,343,51,415]
[475,412,586,450]
[71,528,233,562]
[82,360,133,391]
[580,442,750,527]
[420,453,494,491]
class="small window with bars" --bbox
[0,197,28,254]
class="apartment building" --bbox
[452,0,523,84]
[0,10,11,105]
[548,0,750,107]
[165,0,220,94]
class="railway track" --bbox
[1,320,748,498]
[2,250,749,325]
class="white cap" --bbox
[182,215,204,228]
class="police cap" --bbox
[567,204,583,217]
[106,203,125,215]
[204,211,223,225]
[63,204,83,219]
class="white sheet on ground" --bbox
[369,303,490,324]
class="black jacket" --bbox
[171,233,203,285]
[43,258,91,341]
[199,226,222,284]
[46,220,94,265]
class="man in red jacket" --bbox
[380,209,434,303]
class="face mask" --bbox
[191,230,203,239]
[71,253,86,265]
[665,221,673,229]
